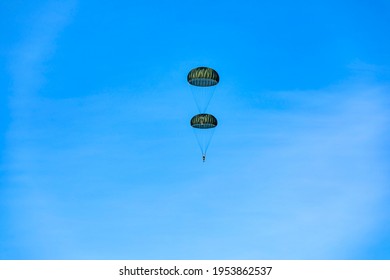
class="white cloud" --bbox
[3,0,389,258]
[203,80,390,258]
[8,1,76,106]
[3,0,77,258]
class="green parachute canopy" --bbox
[190,114,218,129]
[187,67,219,87]
[190,114,218,161]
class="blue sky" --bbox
[1,0,390,259]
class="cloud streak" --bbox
[2,0,76,259]
[2,0,389,259]
[208,80,390,258]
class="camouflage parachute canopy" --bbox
[187,67,219,87]
[190,114,218,129]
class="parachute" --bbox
[187,67,219,113]
[190,114,218,162]
[187,67,219,87]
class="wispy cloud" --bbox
[205,80,390,258]
[4,59,390,259]
[3,0,389,258]
[8,1,76,107]
[2,0,76,258]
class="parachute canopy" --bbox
[190,114,218,161]
[187,67,219,87]
[190,114,218,129]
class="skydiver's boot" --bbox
[202,155,206,162]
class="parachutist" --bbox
[190,114,217,163]
[187,67,219,163]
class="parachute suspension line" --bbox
[192,128,215,156]
[188,67,219,162]
[187,67,219,113]
[203,127,215,154]
[190,85,215,113]
[192,128,204,154]
[190,113,217,162]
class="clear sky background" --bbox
[1,0,390,259]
